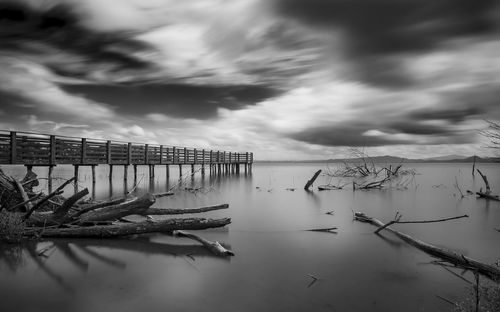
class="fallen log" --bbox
[307,227,338,234]
[78,193,155,223]
[354,212,500,280]
[28,217,231,238]
[476,192,500,201]
[53,188,90,220]
[9,193,43,212]
[174,230,234,257]
[24,177,76,219]
[72,197,129,217]
[304,170,321,190]
[13,179,31,212]
[318,185,342,191]
[153,191,174,198]
[143,203,229,215]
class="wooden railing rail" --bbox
[0,130,253,166]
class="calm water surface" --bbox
[1,162,499,312]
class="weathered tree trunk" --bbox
[355,212,500,280]
[73,197,129,217]
[304,170,321,190]
[53,188,89,219]
[29,217,231,238]
[78,193,155,223]
[143,204,228,215]
[175,230,234,256]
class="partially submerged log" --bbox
[317,185,342,191]
[28,217,231,238]
[78,193,155,223]
[144,203,229,215]
[304,170,321,191]
[355,212,500,280]
[476,169,499,200]
[174,230,234,257]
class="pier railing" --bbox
[0,130,253,166]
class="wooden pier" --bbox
[0,130,253,188]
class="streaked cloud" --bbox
[0,0,499,159]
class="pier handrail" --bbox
[0,130,253,166]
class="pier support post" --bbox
[91,165,96,184]
[109,165,113,180]
[191,164,195,174]
[166,165,170,179]
[74,165,79,181]
[179,164,183,177]
[124,165,128,182]
[48,165,54,193]
[201,164,205,175]
[133,165,137,183]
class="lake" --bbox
[1,162,499,312]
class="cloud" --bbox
[274,0,500,88]
[60,83,283,119]
[0,0,159,83]
[275,0,500,56]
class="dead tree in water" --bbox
[476,169,500,201]
[354,212,500,280]
[304,170,322,190]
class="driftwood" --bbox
[73,197,129,217]
[304,170,322,190]
[374,213,468,235]
[476,169,499,201]
[28,217,231,238]
[153,191,174,198]
[13,179,31,212]
[78,194,155,223]
[175,230,234,257]
[317,185,342,191]
[1,166,233,241]
[307,227,338,234]
[24,177,76,219]
[355,212,500,280]
[143,204,229,215]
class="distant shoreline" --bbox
[255,156,500,164]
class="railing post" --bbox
[10,131,17,164]
[184,147,187,164]
[49,135,56,165]
[246,152,249,163]
[144,144,149,164]
[127,143,132,164]
[202,149,205,164]
[194,148,197,164]
[81,138,87,164]
[160,145,163,165]
[172,146,176,164]
[106,140,111,164]
[210,150,213,163]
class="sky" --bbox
[0,0,499,160]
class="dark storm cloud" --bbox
[289,120,476,147]
[289,124,412,147]
[408,107,483,123]
[61,83,283,119]
[0,1,155,79]
[275,0,500,88]
[387,121,453,135]
[275,0,499,56]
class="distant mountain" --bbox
[421,155,467,161]
[255,155,500,163]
